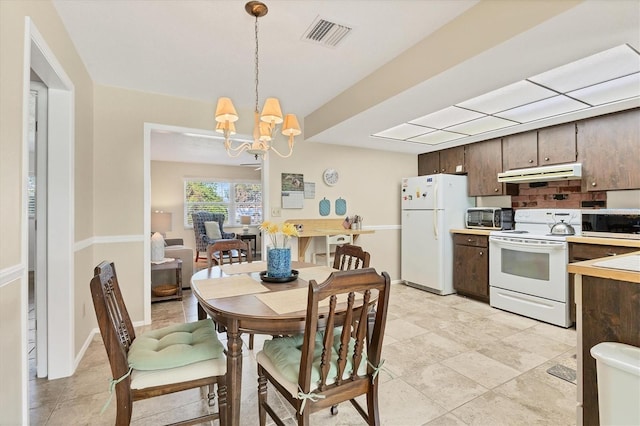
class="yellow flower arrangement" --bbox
[260,221,299,248]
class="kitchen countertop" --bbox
[568,251,640,283]
[450,228,493,236]
[567,235,640,247]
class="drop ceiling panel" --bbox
[409,106,484,129]
[529,44,640,93]
[457,80,556,114]
[568,73,640,106]
[446,115,516,135]
[373,123,434,140]
[495,95,589,123]
[407,130,466,145]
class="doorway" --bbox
[24,18,75,385]
[28,80,49,378]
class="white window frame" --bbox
[184,178,262,228]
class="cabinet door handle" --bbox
[528,159,534,163]
[467,238,473,242]
[494,188,499,192]
[606,252,618,256]
[479,251,483,256]
[592,182,597,187]
[544,157,550,161]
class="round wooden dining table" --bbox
[191,261,368,426]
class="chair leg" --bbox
[249,333,255,350]
[115,382,133,425]
[217,377,228,426]
[257,366,268,426]
[366,385,381,426]
[195,251,200,262]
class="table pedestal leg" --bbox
[226,321,243,426]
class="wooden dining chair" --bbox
[332,244,370,271]
[208,238,252,267]
[90,261,227,425]
[256,268,391,425]
[207,239,257,350]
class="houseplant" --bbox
[260,221,299,278]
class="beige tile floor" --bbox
[29,284,578,425]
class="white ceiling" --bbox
[52,0,640,166]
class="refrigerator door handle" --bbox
[433,182,438,240]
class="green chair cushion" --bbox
[262,327,366,385]
[128,318,224,370]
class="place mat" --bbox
[220,261,267,275]
[256,287,352,315]
[297,266,338,284]
[193,275,269,300]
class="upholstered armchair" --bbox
[191,211,236,261]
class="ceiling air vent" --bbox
[302,16,352,48]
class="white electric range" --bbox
[488,209,582,328]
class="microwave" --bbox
[466,208,513,230]
[581,209,640,239]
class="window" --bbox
[184,180,262,227]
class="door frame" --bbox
[23,18,75,387]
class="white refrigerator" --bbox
[401,174,474,295]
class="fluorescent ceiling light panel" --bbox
[568,73,640,106]
[446,115,516,135]
[407,130,465,145]
[496,95,589,123]
[409,106,484,129]
[529,44,640,93]
[373,123,434,140]
[457,80,556,114]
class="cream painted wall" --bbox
[0,0,94,422]
[93,86,220,321]
[151,160,261,251]
[268,141,416,280]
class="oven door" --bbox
[489,236,568,302]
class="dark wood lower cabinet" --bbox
[578,276,640,426]
[568,243,638,322]
[453,234,489,302]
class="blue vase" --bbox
[267,247,291,278]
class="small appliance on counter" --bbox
[581,209,640,239]
[466,207,513,230]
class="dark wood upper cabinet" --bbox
[439,146,465,174]
[417,151,439,176]
[466,138,506,196]
[418,146,465,175]
[502,131,538,170]
[538,122,577,165]
[577,108,640,191]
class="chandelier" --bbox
[215,1,301,160]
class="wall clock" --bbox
[323,168,339,186]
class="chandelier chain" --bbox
[254,15,260,114]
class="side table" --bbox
[151,259,182,302]
[238,233,257,256]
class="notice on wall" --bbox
[282,191,304,209]
[281,173,304,208]
[304,182,315,199]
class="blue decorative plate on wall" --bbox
[335,198,347,216]
[319,198,330,216]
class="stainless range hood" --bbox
[497,163,582,183]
